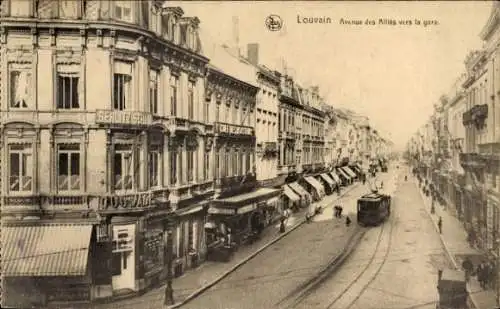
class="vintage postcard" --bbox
[1,1,499,309]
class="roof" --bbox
[199,28,257,87]
[359,192,387,200]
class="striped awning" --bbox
[337,168,351,180]
[320,173,336,187]
[2,224,93,277]
[288,182,312,200]
[283,185,300,202]
[342,166,357,178]
[304,176,325,196]
[329,172,342,184]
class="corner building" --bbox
[0,1,210,306]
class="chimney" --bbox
[247,43,259,65]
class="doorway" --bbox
[111,224,136,292]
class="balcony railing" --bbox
[462,104,488,129]
[459,153,487,170]
[215,173,257,188]
[214,122,254,136]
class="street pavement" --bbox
[414,167,497,309]
[289,167,454,309]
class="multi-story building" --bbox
[202,40,282,250]
[245,44,281,189]
[0,1,210,305]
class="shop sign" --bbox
[96,109,153,126]
[99,192,152,210]
[238,204,257,214]
[208,207,235,215]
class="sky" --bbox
[172,1,493,151]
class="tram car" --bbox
[356,191,391,226]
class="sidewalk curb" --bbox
[166,183,361,309]
[414,179,480,309]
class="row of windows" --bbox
[211,99,253,127]
[5,1,198,51]
[215,149,253,178]
[302,147,324,164]
[8,62,197,119]
[6,143,210,194]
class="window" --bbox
[10,69,32,109]
[149,146,161,188]
[239,150,244,175]
[9,144,33,192]
[10,1,32,16]
[57,73,79,109]
[224,148,229,177]
[113,62,132,111]
[114,145,138,191]
[232,150,238,176]
[170,76,178,116]
[204,98,210,122]
[232,106,238,124]
[204,152,209,180]
[59,0,79,18]
[215,103,220,122]
[114,1,132,22]
[179,148,184,184]
[188,82,194,119]
[215,150,220,178]
[57,144,81,192]
[245,151,251,174]
[226,105,230,123]
[149,69,159,114]
[170,149,177,185]
[187,149,194,182]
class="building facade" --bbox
[1,0,210,305]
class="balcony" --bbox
[214,122,254,136]
[215,174,257,191]
[263,142,278,157]
[459,153,487,170]
[95,189,170,213]
[278,164,297,175]
[462,104,488,129]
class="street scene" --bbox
[1,1,500,309]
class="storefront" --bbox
[207,188,282,251]
[317,173,336,195]
[288,182,312,207]
[301,176,326,201]
[2,223,94,308]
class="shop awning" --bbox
[304,176,325,195]
[175,203,206,216]
[342,166,357,178]
[2,224,93,277]
[320,173,336,187]
[210,187,282,215]
[337,168,351,180]
[283,184,300,202]
[288,182,312,200]
[329,172,342,184]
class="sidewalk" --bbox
[414,174,497,309]
[94,182,362,309]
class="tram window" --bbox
[359,201,378,211]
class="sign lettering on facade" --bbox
[99,192,152,210]
[208,207,235,215]
[95,110,153,126]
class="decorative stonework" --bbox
[7,48,33,63]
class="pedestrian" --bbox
[305,212,312,223]
[338,206,343,218]
[462,257,473,282]
[405,175,408,181]
[345,216,351,227]
[467,230,476,248]
[279,217,286,233]
[437,216,442,234]
[477,263,486,289]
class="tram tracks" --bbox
[277,204,397,309]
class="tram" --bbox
[356,191,391,226]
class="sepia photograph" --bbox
[1,1,499,309]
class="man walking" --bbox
[462,257,473,282]
[437,216,442,234]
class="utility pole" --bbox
[164,214,177,306]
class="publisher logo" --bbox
[265,14,283,31]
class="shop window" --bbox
[57,143,81,192]
[112,227,134,276]
[149,69,159,115]
[9,67,32,109]
[114,145,138,191]
[144,229,164,272]
[8,144,33,193]
[57,73,80,109]
[170,76,178,116]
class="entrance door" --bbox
[112,224,136,292]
